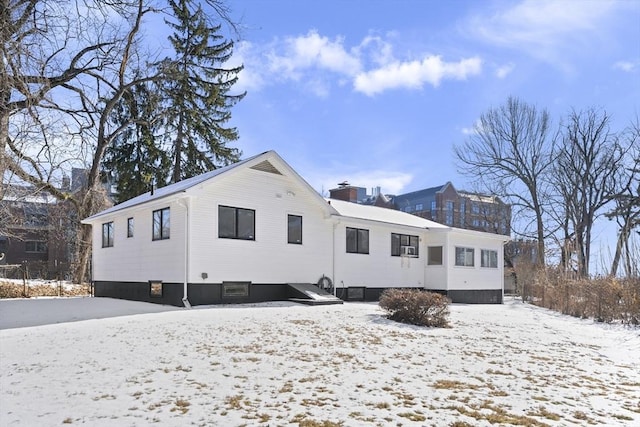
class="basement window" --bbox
[149,281,163,298]
[222,282,250,298]
[347,287,365,301]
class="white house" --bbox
[82,151,509,306]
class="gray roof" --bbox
[83,151,269,221]
[394,183,449,204]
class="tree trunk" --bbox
[610,229,624,277]
[74,223,93,284]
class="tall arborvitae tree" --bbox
[103,78,170,203]
[164,0,244,183]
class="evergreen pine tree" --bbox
[164,0,245,183]
[103,79,170,203]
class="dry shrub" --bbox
[0,280,90,299]
[379,289,450,327]
[528,270,640,325]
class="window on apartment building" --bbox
[472,202,480,214]
[23,204,48,227]
[455,246,475,267]
[391,233,419,257]
[25,241,47,253]
[415,203,423,211]
[102,222,114,248]
[430,201,437,217]
[152,208,170,241]
[445,200,454,225]
[219,206,255,240]
[287,215,302,244]
[460,200,466,227]
[427,246,443,265]
[346,227,369,254]
[127,217,134,238]
[481,249,498,268]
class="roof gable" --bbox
[83,151,336,222]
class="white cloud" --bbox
[495,63,515,79]
[267,30,361,79]
[461,119,483,136]
[233,31,482,97]
[231,41,266,92]
[353,56,482,96]
[467,0,620,65]
[613,60,639,73]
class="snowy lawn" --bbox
[1,298,639,426]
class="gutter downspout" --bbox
[332,219,340,297]
[178,196,192,308]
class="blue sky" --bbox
[220,0,639,198]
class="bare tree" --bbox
[3,0,241,283]
[553,108,625,277]
[607,119,640,277]
[3,0,162,282]
[454,96,554,267]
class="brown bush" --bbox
[527,269,640,325]
[0,281,90,299]
[379,289,450,327]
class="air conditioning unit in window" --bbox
[402,246,416,256]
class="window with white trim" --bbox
[127,217,134,238]
[481,249,498,268]
[455,246,475,267]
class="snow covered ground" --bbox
[1,297,639,426]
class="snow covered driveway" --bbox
[1,298,639,426]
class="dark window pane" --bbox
[428,246,443,265]
[346,228,357,253]
[237,209,255,240]
[153,211,161,240]
[218,206,236,238]
[358,229,369,254]
[162,209,170,239]
[288,215,302,244]
[391,233,400,256]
